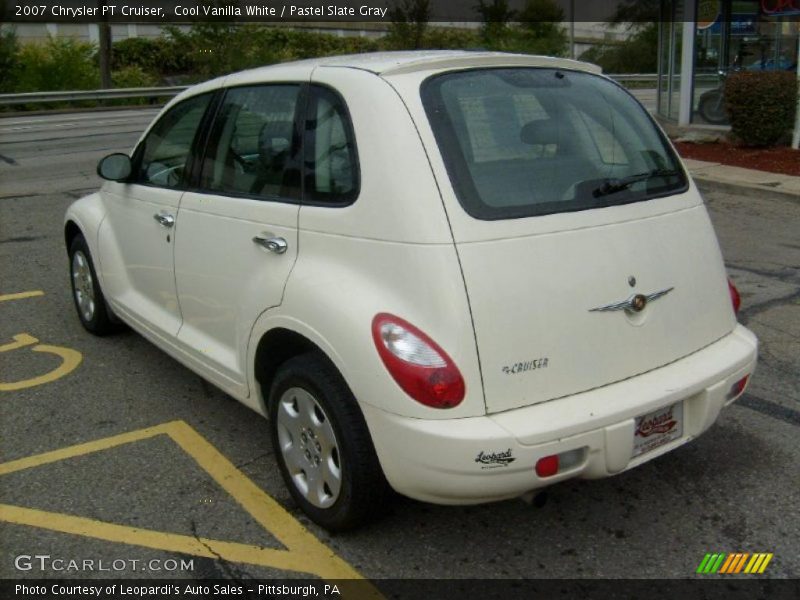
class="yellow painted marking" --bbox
[0,422,171,476]
[718,554,735,574]
[733,553,749,573]
[744,554,759,573]
[758,553,773,574]
[0,421,382,594]
[0,333,38,353]
[0,290,44,302]
[0,505,317,574]
[749,553,766,573]
[0,334,83,392]
[166,420,365,581]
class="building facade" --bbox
[659,0,800,125]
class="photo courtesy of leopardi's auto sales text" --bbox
[1,0,799,599]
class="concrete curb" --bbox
[693,175,800,205]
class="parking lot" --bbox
[1,108,799,586]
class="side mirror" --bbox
[97,153,132,182]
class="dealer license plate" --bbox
[632,402,683,458]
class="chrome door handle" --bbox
[153,213,175,228]
[252,234,288,254]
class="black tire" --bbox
[268,352,391,531]
[698,90,728,125]
[68,234,118,336]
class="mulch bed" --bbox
[674,141,800,177]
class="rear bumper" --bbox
[361,325,757,504]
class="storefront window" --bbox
[692,0,799,125]
[657,0,687,121]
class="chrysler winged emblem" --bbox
[589,287,674,313]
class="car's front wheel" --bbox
[269,352,390,531]
[69,234,117,335]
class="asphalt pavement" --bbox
[0,107,798,585]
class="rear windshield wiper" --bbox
[592,169,682,198]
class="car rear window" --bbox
[422,68,688,220]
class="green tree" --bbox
[0,26,19,90]
[386,0,431,50]
[609,0,660,25]
[475,0,515,43]
[579,23,658,73]
[517,0,568,55]
[478,0,568,57]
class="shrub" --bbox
[486,24,568,57]
[107,66,159,106]
[112,36,190,79]
[13,36,98,92]
[0,26,19,89]
[725,71,799,147]
[382,26,479,51]
[416,27,480,50]
[161,24,382,79]
[112,65,158,88]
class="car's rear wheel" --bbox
[69,235,117,335]
[269,352,390,531]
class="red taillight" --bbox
[372,313,465,409]
[728,278,741,315]
[535,455,559,478]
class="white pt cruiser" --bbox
[65,51,758,530]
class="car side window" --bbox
[200,85,302,201]
[304,86,359,204]
[135,93,211,189]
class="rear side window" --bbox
[303,86,359,205]
[422,68,687,220]
[200,85,302,201]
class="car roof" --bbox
[226,50,602,81]
[172,51,604,107]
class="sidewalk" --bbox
[683,158,800,202]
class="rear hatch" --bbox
[420,67,736,414]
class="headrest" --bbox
[520,119,562,146]
[258,121,293,167]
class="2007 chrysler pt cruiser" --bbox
[65,51,758,530]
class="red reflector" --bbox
[729,375,749,399]
[728,278,741,315]
[535,455,559,478]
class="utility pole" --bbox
[793,35,799,150]
[98,2,112,89]
[570,0,575,59]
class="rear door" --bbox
[419,68,736,413]
[173,84,303,390]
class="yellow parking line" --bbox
[0,421,382,595]
[167,420,364,581]
[0,422,171,476]
[0,290,45,303]
[0,504,309,573]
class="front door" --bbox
[98,93,212,337]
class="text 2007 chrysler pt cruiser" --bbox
[65,51,758,530]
